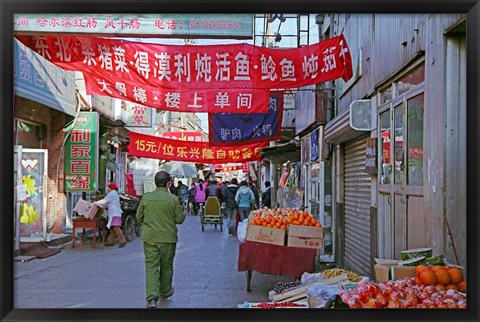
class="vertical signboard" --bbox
[65,112,99,192]
[365,137,377,175]
[310,129,319,162]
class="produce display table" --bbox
[238,241,317,291]
[72,218,106,249]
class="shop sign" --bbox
[121,101,153,127]
[301,136,310,164]
[310,129,319,162]
[65,112,99,192]
[128,131,267,164]
[208,92,283,146]
[84,73,270,114]
[13,39,76,116]
[161,131,203,142]
[365,137,377,175]
[16,33,353,93]
[14,14,254,39]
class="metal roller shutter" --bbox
[344,136,372,276]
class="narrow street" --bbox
[14,213,295,308]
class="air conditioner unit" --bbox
[349,99,376,131]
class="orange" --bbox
[430,266,445,272]
[415,277,422,285]
[292,220,299,225]
[457,281,467,293]
[419,270,437,285]
[447,268,463,284]
[415,264,430,276]
[434,269,450,285]
[434,284,446,291]
[445,284,458,291]
[315,223,321,227]
[443,266,452,270]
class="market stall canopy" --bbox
[159,161,198,178]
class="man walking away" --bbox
[136,171,186,308]
[223,178,239,236]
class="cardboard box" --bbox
[374,264,416,282]
[288,225,324,239]
[287,236,323,249]
[73,199,98,219]
[246,224,286,246]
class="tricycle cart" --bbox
[200,197,223,232]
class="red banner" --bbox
[128,131,267,164]
[15,34,352,91]
[214,164,244,172]
[84,73,270,113]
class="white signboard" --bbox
[14,14,253,39]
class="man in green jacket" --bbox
[136,170,186,308]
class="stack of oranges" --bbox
[415,264,466,293]
[249,207,322,230]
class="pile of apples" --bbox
[339,278,467,309]
[249,207,321,230]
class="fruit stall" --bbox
[237,216,468,309]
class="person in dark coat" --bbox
[222,178,239,236]
[262,181,272,208]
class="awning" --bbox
[260,141,300,164]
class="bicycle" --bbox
[181,199,190,215]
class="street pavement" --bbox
[14,213,296,308]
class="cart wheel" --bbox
[200,215,205,231]
[215,224,217,230]
[135,221,142,237]
[220,222,223,232]
[124,215,135,242]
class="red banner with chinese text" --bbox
[15,33,352,93]
[84,73,271,113]
[128,131,267,164]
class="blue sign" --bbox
[14,39,76,116]
[310,129,319,162]
[208,93,283,146]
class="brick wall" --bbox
[15,96,69,234]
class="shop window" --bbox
[406,93,424,185]
[379,111,391,184]
[394,104,404,185]
[396,64,425,96]
[15,120,43,148]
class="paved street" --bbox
[14,213,295,308]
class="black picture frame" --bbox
[1,1,479,322]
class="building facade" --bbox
[322,14,467,277]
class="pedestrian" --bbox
[205,180,223,203]
[177,180,188,204]
[262,181,272,208]
[136,171,186,309]
[187,183,195,214]
[193,179,206,215]
[94,182,126,248]
[235,181,255,223]
[223,178,239,236]
[249,182,260,209]
[168,179,178,196]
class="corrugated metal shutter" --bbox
[344,136,372,276]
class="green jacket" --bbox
[136,187,186,243]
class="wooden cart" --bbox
[200,197,223,232]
